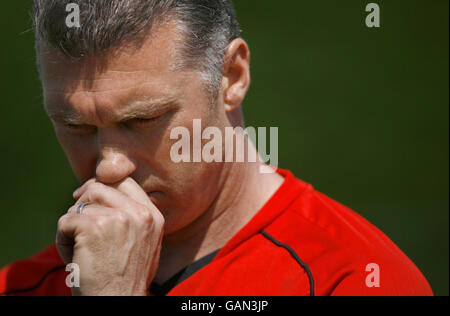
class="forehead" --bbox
[40,20,185,109]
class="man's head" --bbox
[34,0,251,234]
[34,0,241,100]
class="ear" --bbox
[222,38,251,113]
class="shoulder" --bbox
[0,245,70,296]
[263,176,433,296]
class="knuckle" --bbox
[91,216,107,231]
[151,210,165,228]
[115,211,130,227]
[67,205,77,214]
[139,208,154,225]
[57,214,69,229]
[86,182,104,198]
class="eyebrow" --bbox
[46,109,84,125]
[46,96,178,125]
[118,96,178,121]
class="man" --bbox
[0,0,432,296]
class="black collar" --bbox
[149,249,221,296]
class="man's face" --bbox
[40,22,230,234]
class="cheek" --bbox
[55,131,98,181]
[160,161,225,234]
[145,104,225,189]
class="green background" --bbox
[0,0,448,295]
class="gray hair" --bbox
[33,0,241,100]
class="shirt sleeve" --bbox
[329,260,434,296]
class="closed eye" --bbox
[63,123,96,134]
[125,115,162,128]
[131,117,158,124]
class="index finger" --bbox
[112,177,154,209]
[73,178,97,200]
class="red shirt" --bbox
[0,169,433,296]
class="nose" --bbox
[96,146,136,184]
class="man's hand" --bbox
[56,177,165,296]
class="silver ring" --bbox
[76,202,91,215]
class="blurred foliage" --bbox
[0,0,448,295]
